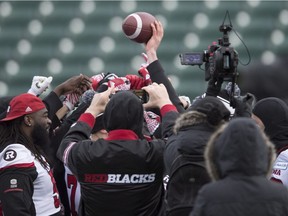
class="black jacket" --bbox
[164,96,231,215]
[190,118,288,216]
[163,112,216,216]
[57,90,177,216]
[164,120,215,175]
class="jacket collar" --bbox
[105,129,139,140]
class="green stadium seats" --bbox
[0,1,287,100]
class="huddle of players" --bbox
[1,19,288,216]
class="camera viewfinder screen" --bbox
[183,53,203,65]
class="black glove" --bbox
[230,93,256,118]
[206,78,223,97]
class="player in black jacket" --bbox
[57,81,177,216]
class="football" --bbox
[122,12,156,44]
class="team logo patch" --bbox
[4,150,17,161]
[10,179,18,188]
[274,162,288,170]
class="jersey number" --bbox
[48,170,61,208]
[67,174,78,216]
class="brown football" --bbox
[122,12,156,44]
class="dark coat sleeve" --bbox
[0,168,37,215]
[48,102,89,167]
[188,187,206,216]
[147,60,185,113]
[161,111,179,139]
[56,121,92,176]
[42,91,63,130]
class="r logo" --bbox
[4,150,17,161]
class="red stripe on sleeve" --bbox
[160,104,178,117]
[78,113,95,129]
[0,162,35,171]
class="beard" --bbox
[31,123,50,150]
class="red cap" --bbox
[0,93,46,121]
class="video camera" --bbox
[179,18,239,83]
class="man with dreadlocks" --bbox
[0,93,62,216]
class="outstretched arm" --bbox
[145,20,185,113]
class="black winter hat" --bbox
[252,97,288,151]
[103,90,144,137]
[188,96,231,125]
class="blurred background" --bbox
[0,0,287,102]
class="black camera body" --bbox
[180,24,239,82]
[130,89,149,103]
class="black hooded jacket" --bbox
[103,91,144,138]
[163,96,230,216]
[252,97,288,154]
[164,96,231,173]
[57,90,177,216]
[190,118,288,216]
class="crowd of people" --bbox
[1,19,288,216]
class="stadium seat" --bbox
[0,1,287,100]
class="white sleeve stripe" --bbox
[63,142,77,166]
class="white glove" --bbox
[63,92,80,111]
[28,76,53,96]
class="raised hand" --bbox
[28,76,53,96]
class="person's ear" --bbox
[24,115,32,127]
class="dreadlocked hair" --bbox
[0,117,50,171]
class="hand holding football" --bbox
[122,12,156,44]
